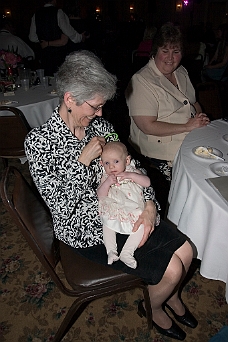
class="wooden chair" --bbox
[213,64,228,117]
[196,82,224,120]
[0,106,31,168]
[199,63,228,118]
[0,166,152,342]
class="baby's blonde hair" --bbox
[102,141,129,158]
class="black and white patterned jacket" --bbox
[25,107,158,248]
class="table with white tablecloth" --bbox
[0,84,59,128]
[167,119,228,302]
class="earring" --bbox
[67,108,72,113]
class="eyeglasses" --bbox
[85,101,104,113]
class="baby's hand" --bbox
[107,174,117,185]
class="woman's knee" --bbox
[175,241,193,267]
[164,254,184,285]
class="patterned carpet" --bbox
[0,159,228,342]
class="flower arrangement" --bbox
[0,48,22,87]
[0,48,22,69]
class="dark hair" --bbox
[151,23,183,56]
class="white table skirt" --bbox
[0,84,59,128]
[168,119,228,302]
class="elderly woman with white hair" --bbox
[25,50,197,341]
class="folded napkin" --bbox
[206,176,228,205]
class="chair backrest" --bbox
[131,50,150,73]
[0,106,31,157]
[0,166,68,292]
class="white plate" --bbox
[48,90,57,96]
[192,146,223,159]
[209,162,228,176]
[223,134,228,142]
[0,100,18,105]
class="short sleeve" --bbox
[126,73,159,118]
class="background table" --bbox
[167,119,228,302]
[0,84,59,128]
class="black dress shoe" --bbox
[138,300,186,341]
[165,303,198,328]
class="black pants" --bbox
[40,46,67,76]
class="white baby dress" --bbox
[99,161,145,234]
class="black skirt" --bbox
[71,219,187,285]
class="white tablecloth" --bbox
[168,119,228,302]
[0,84,59,128]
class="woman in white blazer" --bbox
[126,23,210,181]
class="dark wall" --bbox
[1,0,227,43]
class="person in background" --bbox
[203,21,217,60]
[25,50,197,341]
[97,141,152,269]
[125,22,210,182]
[0,17,35,59]
[184,25,207,62]
[29,0,87,75]
[63,1,89,53]
[202,24,228,81]
[39,33,69,49]
[136,26,157,57]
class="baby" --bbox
[97,141,150,269]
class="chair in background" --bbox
[196,82,224,120]
[200,64,228,118]
[0,106,31,168]
[0,166,152,342]
[22,55,41,71]
[213,64,228,117]
[131,50,150,74]
[218,62,228,82]
[181,53,204,87]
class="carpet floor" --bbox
[0,159,228,342]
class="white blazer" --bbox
[126,58,196,162]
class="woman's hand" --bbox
[117,171,133,181]
[132,200,157,247]
[205,64,213,69]
[185,113,210,132]
[78,136,106,166]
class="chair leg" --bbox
[52,298,88,342]
[143,287,153,330]
[1,158,8,169]
[53,286,152,341]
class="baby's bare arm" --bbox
[97,174,117,198]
